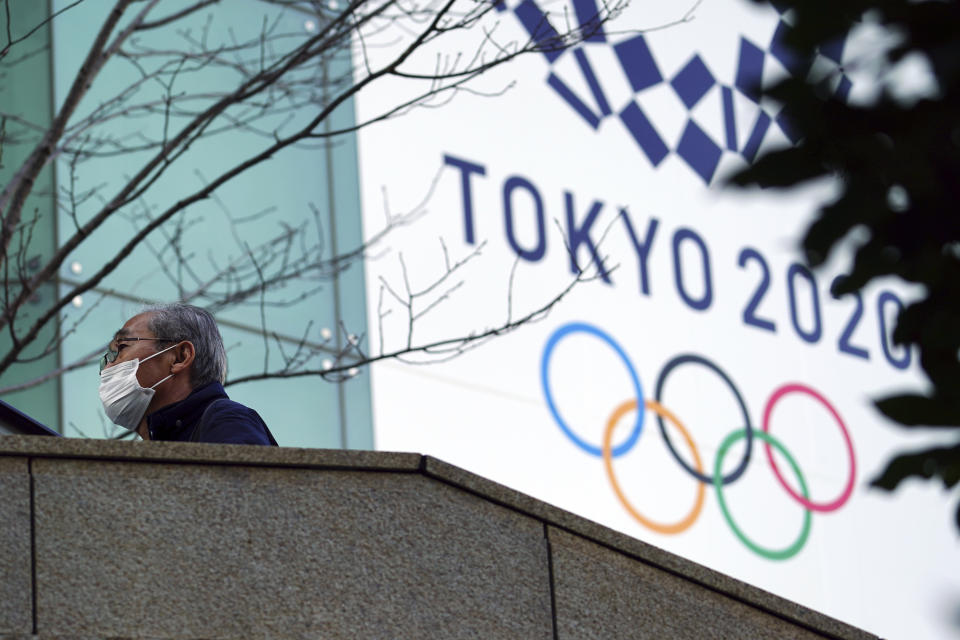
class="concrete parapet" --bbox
[0,436,876,640]
[0,457,31,636]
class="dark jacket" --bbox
[145,382,278,445]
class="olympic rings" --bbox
[541,322,645,457]
[655,354,753,485]
[602,399,706,535]
[540,322,858,561]
[763,383,856,513]
[714,429,812,560]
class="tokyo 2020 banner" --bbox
[356,2,959,639]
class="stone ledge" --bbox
[0,436,877,640]
[423,455,875,640]
[0,636,169,640]
[0,457,31,637]
[31,463,552,639]
[0,435,420,471]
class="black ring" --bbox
[654,354,753,485]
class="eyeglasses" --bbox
[99,337,176,373]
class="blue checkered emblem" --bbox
[500,0,851,184]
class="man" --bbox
[99,303,277,445]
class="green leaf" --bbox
[875,394,960,427]
[871,442,960,491]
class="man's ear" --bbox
[170,341,195,375]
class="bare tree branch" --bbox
[0,0,629,402]
[226,257,605,386]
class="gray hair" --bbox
[142,303,227,388]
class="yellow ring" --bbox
[602,399,706,535]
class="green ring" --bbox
[713,429,812,561]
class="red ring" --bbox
[762,383,856,513]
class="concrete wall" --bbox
[0,437,875,640]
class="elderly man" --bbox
[99,303,277,445]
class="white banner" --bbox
[357,2,959,638]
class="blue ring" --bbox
[540,322,645,457]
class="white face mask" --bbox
[99,343,177,430]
